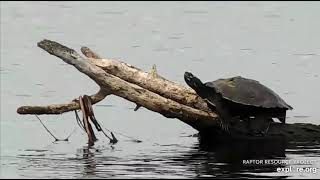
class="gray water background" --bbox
[1,1,320,178]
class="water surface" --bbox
[1,1,320,178]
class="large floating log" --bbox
[17,40,320,143]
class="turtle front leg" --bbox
[250,114,272,136]
[262,118,273,135]
[277,111,287,124]
[205,99,232,134]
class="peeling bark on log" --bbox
[16,39,320,143]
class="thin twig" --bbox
[74,110,85,131]
[79,95,96,146]
[35,115,59,141]
[100,129,114,141]
[63,127,77,141]
[85,97,113,142]
[102,126,142,143]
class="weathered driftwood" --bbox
[17,40,320,142]
[17,89,109,114]
[81,48,211,112]
[17,39,218,131]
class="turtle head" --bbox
[184,72,207,98]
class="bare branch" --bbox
[17,88,109,115]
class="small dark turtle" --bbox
[184,72,293,135]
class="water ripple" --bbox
[2,140,318,179]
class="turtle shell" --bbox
[205,76,293,110]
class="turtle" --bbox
[184,72,293,135]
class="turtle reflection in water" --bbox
[184,72,293,136]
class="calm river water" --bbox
[1,1,320,179]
